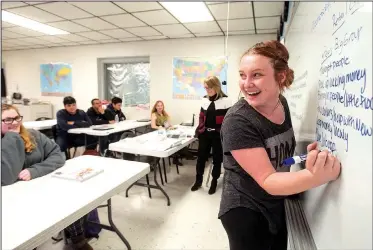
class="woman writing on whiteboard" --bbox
[219,40,341,250]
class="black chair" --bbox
[35,117,52,121]
[36,117,54,139]
[51,125,78,159]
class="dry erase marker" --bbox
[282,154,307,166]
[282,149,337,167]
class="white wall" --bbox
[2,34,275,123]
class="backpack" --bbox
[82,148,102,239]
[85,208,102,239]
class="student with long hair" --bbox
[151,100,172,130]
[219,40,341,249]
[150,100,195,165]
[1,104,95,250]
[191,76,231,194]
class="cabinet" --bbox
[13,103,53,122]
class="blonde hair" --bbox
[151,100,169,118]
[1,104,36,153]
[204,76,227,100]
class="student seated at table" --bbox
[151,100,196,165]
[56,96,96,155]
[106,96,126,121]
[86,98,115,125]
[1,104,94,250]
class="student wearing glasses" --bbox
[1,104,94,250]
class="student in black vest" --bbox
[219,40,341,250]
[191,76,231,194]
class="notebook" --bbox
[52,167,104,182]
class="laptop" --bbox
[137,118,151,122]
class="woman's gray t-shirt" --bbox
[219,95,296,234]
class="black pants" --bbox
[196,131,223,180]
[220,207,288,250]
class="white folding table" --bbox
[2,155,150,250]
[109,126,197,206]
[23,119,57,130]
[68,120,151,155]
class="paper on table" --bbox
[51,167,104,182]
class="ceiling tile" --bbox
[257,29,278,34]
[184,21,221,33]
[19,37,46,44]
[206,2,225,4]
[56,34,90,42]
[126,26,161,36]
[255,16,280,29]
[79,41,100,45]
[99,39,120,44]
[37,2,93,19]
[208,2,253,20]
[195,32,223,37]
[169,34,195,39]
[142,35,168,40]
[47,21,91,33]
[119,37,143,42]
[7,6,64,22]
[114,2,162,12]
[218,18,254,31]
[227,30,255,35]
[2,21,15,28]
[2,2,28,9]
[101,14,146,28]
[37,35,71,43]
[61,42,80,46]
[29,44,47,49]
[74,17,117,30]
[48,44,64,47]
[24,2,46,5]
[79,31,111,40]
[254,2,284,17]
[4,39,33,46]
[133,10,178,25]
[99,29,135,38]
[5,26,45,36]
[153,24,190,36]
[2,30,26,38]
[69,2,125,16]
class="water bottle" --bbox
[115,114,119,123]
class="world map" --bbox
[40,63,72,97]
[172,57,228,100]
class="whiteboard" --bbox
[284,2,372,249]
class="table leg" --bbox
[124,159,171,206]
[162,158,168,183]
[146,174,152,198]
[158,160,164,185]
[91,199,132,250]
[154,161,171,206]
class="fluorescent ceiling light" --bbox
[2,11,69,35]
[160,2,214,23]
